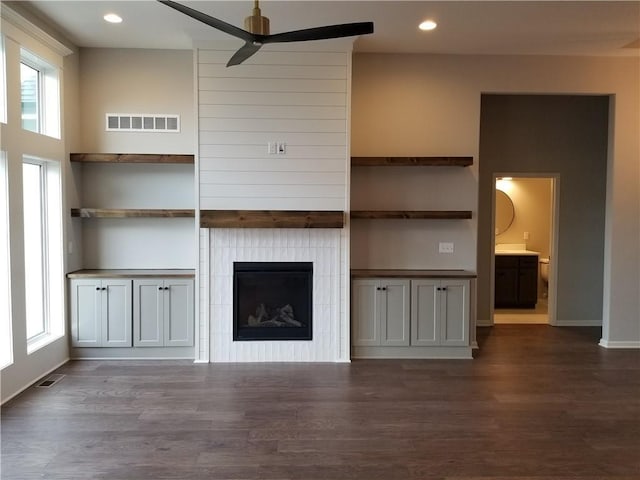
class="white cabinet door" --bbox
[133,279,164,347]
[351,279,380,346]
[439,280,469,346]
[71,279,102,347]
[134,278,194,347]
[411,279,470,347]
[411,280,439,346]
[71,278,131,347]
[352,279,410,347]
[102,279,132,347]
[164,279,194,347]
[379,280,410,347]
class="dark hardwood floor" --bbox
[2,326,639,479]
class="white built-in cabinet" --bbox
[351,272,473,359]
[70,279,132,347]
[69,271,195,352]
[133,278,194,347]
[352,279,410,347]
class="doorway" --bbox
[492,175,558,325]
[478,94,609,331]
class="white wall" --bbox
[78,49,194,154]
[73,48,196,269]
[351,165,475,269]
[352,53,640,345]
[197,47,349,211]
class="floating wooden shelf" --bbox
[351,210,472,220]
[351,157,473,167]
[71,208,195,218]
[70,153,194,164]
[200,210,345,228]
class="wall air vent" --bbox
[106,113,180,133]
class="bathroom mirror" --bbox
[495,190,515,235]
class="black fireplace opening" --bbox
[233,262,313,341]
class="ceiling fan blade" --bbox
[158,0,255,43]
[263,22,374,44]
[227,42,263,67]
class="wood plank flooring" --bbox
[2,326,639,480]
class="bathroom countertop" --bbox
[495,250,540,256]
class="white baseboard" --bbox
[554,320,602,327]
[1,357,69,406]
[599,339,640,349]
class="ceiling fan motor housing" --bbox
[245,7,269,35]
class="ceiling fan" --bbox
[158,0,374,66]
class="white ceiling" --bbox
[20,0,640,57]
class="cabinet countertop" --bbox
[351,269,477,279]
[67,269,195,279]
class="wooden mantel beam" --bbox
[200,210,345,229]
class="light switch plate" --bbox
[439,242,454,253]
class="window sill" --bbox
[27,332,64,355]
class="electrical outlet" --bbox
[277,142,286,154]
[439,242,454,253]
[267,142,276,155]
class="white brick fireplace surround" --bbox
[198,228,349,362]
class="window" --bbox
[22,162,46,339]
[0,152,11,368]
[20,49,60,138]
[22,157,63,352]
[20,62,39,132]
[1,36,6,124]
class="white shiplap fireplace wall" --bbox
[195,43,352,362]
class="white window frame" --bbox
[20,48,60,139]
[23,160,48,341]
[0,152,11,369]
[0,35,6,124]
[22,156,64,353]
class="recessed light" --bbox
[103,13,123,24]
[419,20,437,31]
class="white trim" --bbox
[70,356,196,361]
[555,320,602,327]
[599,339,640,349]
[197,228,210,363]
[352,346,473,359]
[0,357,68,406]
[0,4,72,58]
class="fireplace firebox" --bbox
[233,262,313,341]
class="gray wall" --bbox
[478,95,609,323]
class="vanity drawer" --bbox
[495,256,518,268]
[519,256,539,268]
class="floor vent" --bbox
[36,374,65,388]
[106,113,180,132]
